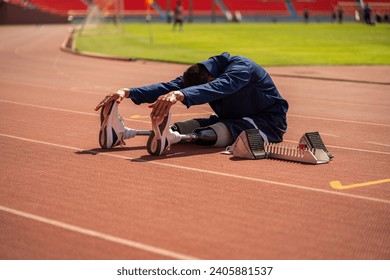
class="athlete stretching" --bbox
[95,52,289,156]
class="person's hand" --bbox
[94,88,129,111]
[149,91,184,123]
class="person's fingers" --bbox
[151,101,164,120]
[149,92,178,121]
[94,99,108,111]
[162,103,170,116]
[157,104,171,123]
[150,101,168,121]
[94,94,119,111]
[149,96,162,117]
[94,97,108,111]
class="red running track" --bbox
[0,25,389,260]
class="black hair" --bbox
[183,63,210,88]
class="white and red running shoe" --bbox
[147,112,173,156]
[99,100,126,149]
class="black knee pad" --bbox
[193,127,217,146]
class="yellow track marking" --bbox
[330,179,390,190]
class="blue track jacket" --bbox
[129,52,288,141]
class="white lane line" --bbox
[289,113,390,127]
[0,99,97,116]
[1,95,389,127]
[0,99,150,124]
[0,205,197,260]
[328,145,390,155]
[1,100,389,155]
[0,99,208,124]
[366,141,390,148]
[0,77,105,96]
[1,133,389,205]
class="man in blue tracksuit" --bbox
[95,52,288,155]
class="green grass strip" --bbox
[74,23,390,66]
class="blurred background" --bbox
[1,0,389,25]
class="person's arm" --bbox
[94,76,183,111]
[129,76,184,104]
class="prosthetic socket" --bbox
[171,123,217,146]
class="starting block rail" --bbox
[223,130,332,164]
[264,143,330,164]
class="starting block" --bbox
[223,129,332,164]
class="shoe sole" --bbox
[147,113,171,156]
[146,130,160,155]
[99,100,117,149]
